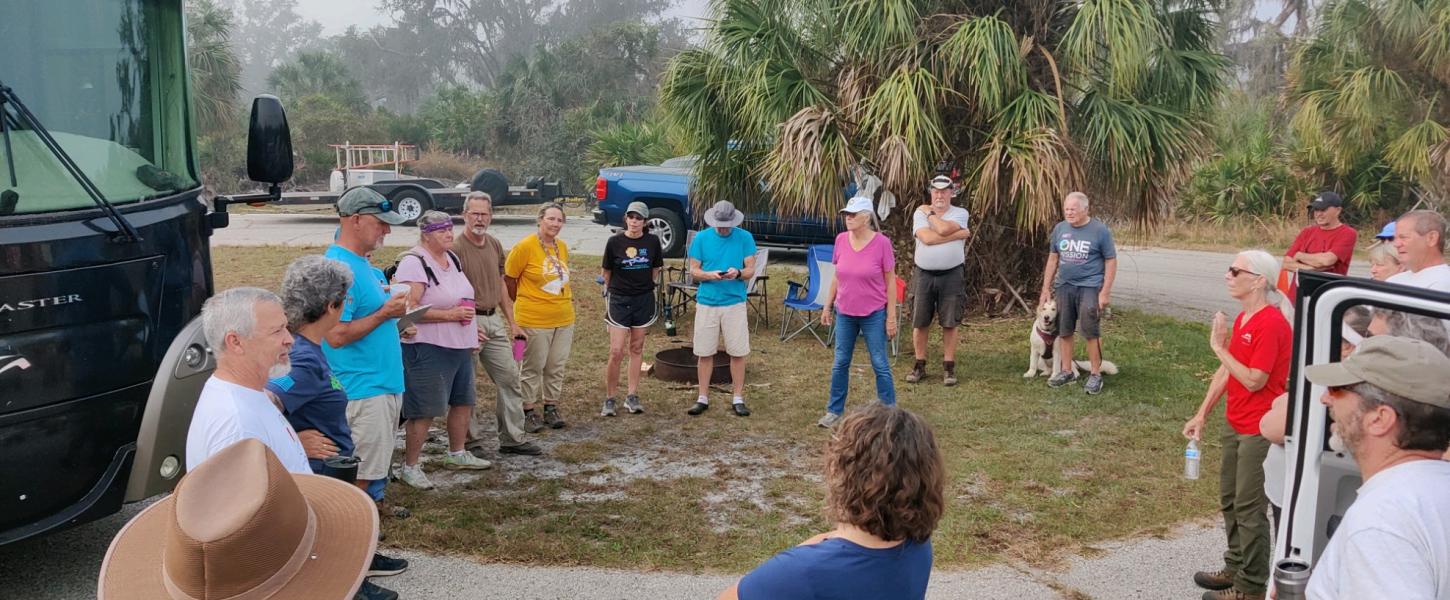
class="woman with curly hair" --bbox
[718,404,945,600]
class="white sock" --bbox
[697,395,709,405]
[448,450,467,458]
[732,396,744,405]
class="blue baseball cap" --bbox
[1376,221,1396,240]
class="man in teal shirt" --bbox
[686,201,757,417]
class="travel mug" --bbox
[322,455,360,484]
[459,298,475,325]
[1273,558,1311,600]
[513,335,527,362]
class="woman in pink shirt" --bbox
[394,210,491,490]
[818,197,898,428]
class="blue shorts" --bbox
[402,343,475,419]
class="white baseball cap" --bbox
[929,175,953,190]
[840,196,873,214]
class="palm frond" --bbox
[837,0,921,58]
[1059,0,1165,96]
[761,106,858,216]
[1383,117,1449,183]
[935,15,1026,115]
[860,66,946,195]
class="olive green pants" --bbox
[1220,429,1271,594]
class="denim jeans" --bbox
[827,308,896,415]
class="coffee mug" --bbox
[322,455,361,484]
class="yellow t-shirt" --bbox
[504,233,576,328]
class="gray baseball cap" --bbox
[1304,335,1450,408]
[337,187,406,225]
[625,201,650,218]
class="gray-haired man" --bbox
[1038,191,1117,395]
[1302,336,1450,600]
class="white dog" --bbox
[1023,299,1119,378]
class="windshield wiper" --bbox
[0,80,142,241]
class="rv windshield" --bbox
[0,0,197,216]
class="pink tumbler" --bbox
[512,336,527,362]
[458,298,475,325]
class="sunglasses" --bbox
[1227,266,1261,278]
[625,213,646,221]
[352,199,394,216]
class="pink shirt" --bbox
[832,232,896,317]
[393,246,479,350]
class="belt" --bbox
[477,307,498,316]
[914,264,964,275]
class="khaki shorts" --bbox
[694,303,750,357]
[346,393,401,481]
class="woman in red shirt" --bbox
[1182,249,1293,600]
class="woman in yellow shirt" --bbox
[505,204,575,430]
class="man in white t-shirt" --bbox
[906,174,972,386]
[1387,209,1450,291]
[1301,336,1450,600]
[185,287,313,474]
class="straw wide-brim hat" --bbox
[98,439,378,600]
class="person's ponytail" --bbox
[1239,249,1294,321]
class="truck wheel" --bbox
[390,189,431,225]
[648,208,687,257]
[470,168,509,205]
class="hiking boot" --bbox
[943,361,958,387]
[1084,373,1104,395]
[376,500,410,519]
[817,412,841,428]
[523,409,546,433]
[905,360,927,383]
[443,451,493,470]
[499,442,543,456]
[355,580,399,600]
[397,463,433,490]
[1201,588,1263,600]
[367,553,409,577]
[543,405,566,429]
[601,397,617,417]
[687,401,709,416]
[1192,568,1236,591]
[731,402,752,417]
[1047,371,1079,388]
[624,394,644,414]
[464,444,490,460]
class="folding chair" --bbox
[745,248,771,330]
[779,244,836,346]
[663,230,698,317]
[891,276,908,357]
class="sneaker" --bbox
[687,401,709,416]
[1192,568,1236,591]
[601,398,617,417]
[905,361,926,383]
[367,553,409,577]
[1201,588,1263,600]
[523,409,546,433]
[624,394,644,414]
[375,500,410,519]
[943,370,958,387]
[817,412,841,428]
[355,580,399,600]
[543,405,566,429]
[1084,373,1104,395]
[398,463,434,489]
[443,451,493,470]
[732,402,751,417]
[499,442,543,456]
[1047,371,1079,388]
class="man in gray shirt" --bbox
[1037,192,1117,394]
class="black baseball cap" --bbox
[1308,191,1343,211]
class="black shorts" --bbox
[1056,284,1102,339]
[401,343,475,419]
[911,265,965,329]
[605,291,658,328]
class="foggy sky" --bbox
[294,0,713,36]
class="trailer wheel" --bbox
[390,189,431,225]
[470,168,509,205]
[649,207,687,258]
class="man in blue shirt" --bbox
[1037,192,1117,395]
[686,201,757,417]
[322,187,409,515]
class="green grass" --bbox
[214,245,1227,572]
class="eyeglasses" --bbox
[1227,266,1261,278]
[465,211,489,218]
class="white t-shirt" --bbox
[912,206,971,270]
[1263,443,1286,508]
[1307,459,1450,600]
[185,377,312,474]
[1387,263,1450,292]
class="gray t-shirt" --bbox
[1050,218,1117,288]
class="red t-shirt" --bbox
[1225,307,1293,435]
[1284,224,1357,299]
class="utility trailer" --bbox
[268,143,569,223]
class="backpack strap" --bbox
[397,251,439,287]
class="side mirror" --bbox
[246,95,294,186]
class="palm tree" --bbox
[660,0,1227,295]
[266,51,370,113]
[185,0,242,134]
[1286,0,1450,207]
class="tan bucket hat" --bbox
[97,439,378,600]
[1304,335,1450,409]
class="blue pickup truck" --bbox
[592,157,840,257]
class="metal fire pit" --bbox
[653,347,732,384]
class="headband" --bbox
[421,221,452,234]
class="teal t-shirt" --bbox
[688,227,757,307]
[321,245,404,399]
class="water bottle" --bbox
[1185,439,1201,480]
[663,304,677,337]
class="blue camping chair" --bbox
[779,244,836,346]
